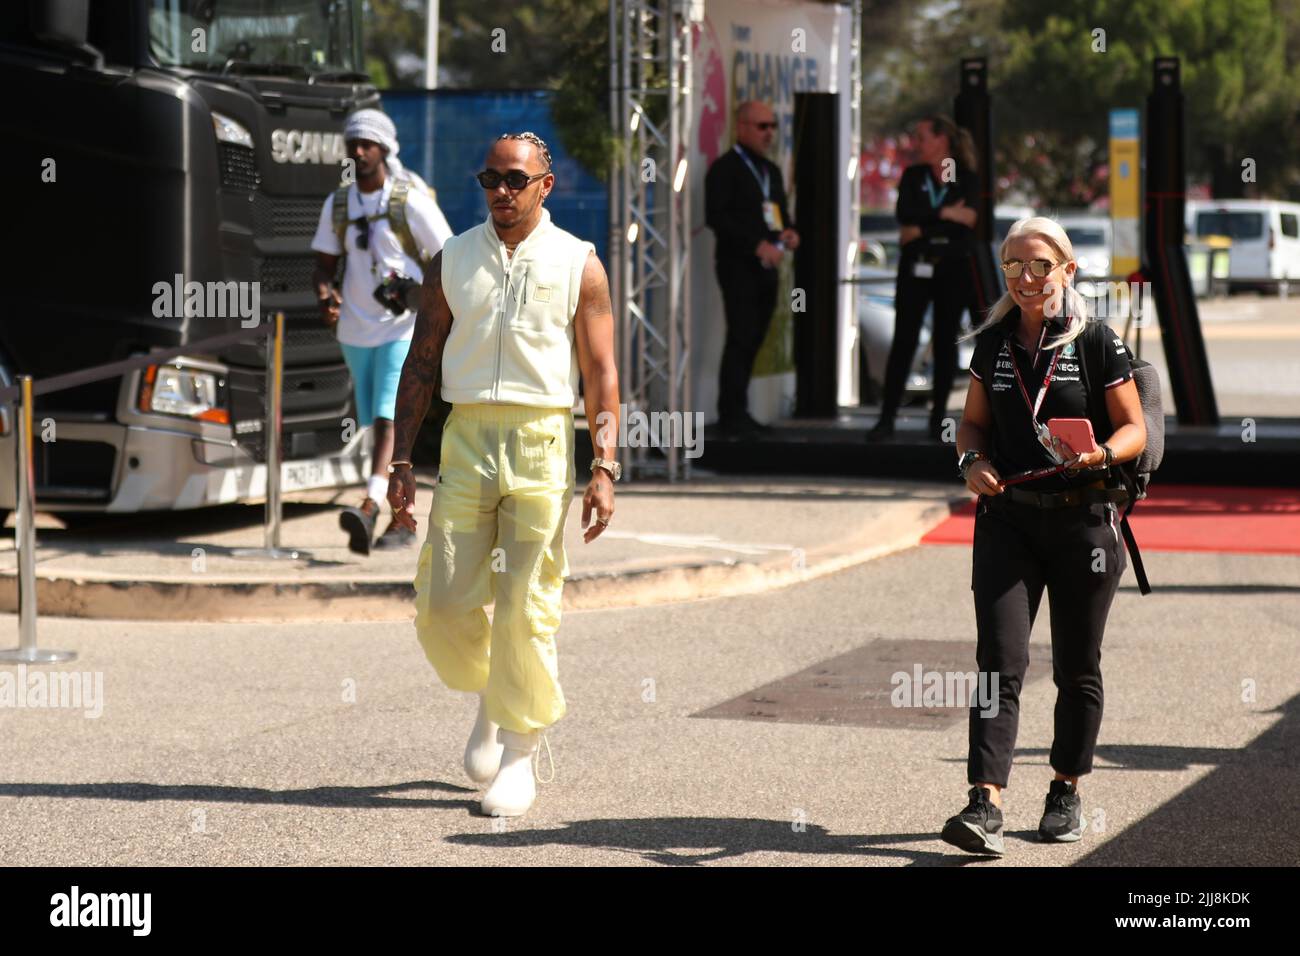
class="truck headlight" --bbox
[211,111,254,149]
[139,364,229,424]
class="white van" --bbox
[1186,199,1300,289]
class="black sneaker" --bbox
[1038,780,1086,842]
[742,412,773,432]
[339,497,380,556]
[941,786,1005,855]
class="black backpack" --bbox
[1079,321,1165,595]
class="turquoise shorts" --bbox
[340,338,412,424]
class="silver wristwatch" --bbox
[590,457,622,481]
[958,449,987,480]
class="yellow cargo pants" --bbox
[413,403,575,734]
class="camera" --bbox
[373,271,422,316]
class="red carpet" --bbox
[921,485,1300,555]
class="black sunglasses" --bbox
[353,217,370,250]
[476,169,548,191]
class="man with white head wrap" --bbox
[311,107,454,554]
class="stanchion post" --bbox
[265,311,284,551]
[0,375,75,663]
[231,314,304,561]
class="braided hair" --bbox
[496,131,553,172]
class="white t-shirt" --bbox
[311,176,454,347]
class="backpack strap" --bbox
[331,185,350,247]
[1079,320,1151,595]
[331,185,351,278]
[387,178,431,268]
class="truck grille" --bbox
[34,440,116,502]
[226,363,355,464]
[219,143,259,192]
[257,255,317,294]
[222,315,342,368]
[253,194,327,238]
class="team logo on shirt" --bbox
[1062,342,1076,357]
[990,342,1015,391]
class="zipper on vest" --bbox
[493,242,510,401]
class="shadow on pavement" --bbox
[447,817,991,867]
[1014,744,1248,773]
[1074,693,1299,866]
[1118,584,1300,595]
[0,779,478,812]
[34,502,338,539]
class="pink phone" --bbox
[1046,418,1097,456]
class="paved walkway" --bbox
[1,541,1293,866]
[0,477,961,619]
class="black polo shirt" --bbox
[896,162,979,259]
[969,311,1133,491]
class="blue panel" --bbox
[1109,108,1139,141]
[381,90,609,265]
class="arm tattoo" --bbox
[392,251,451,460]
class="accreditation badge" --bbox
[762,201,783,231]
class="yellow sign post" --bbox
[1109,109,1141,277]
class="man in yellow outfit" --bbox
[387,131,620,817]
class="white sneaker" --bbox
[480,728,540,817]
[463,694,504,785]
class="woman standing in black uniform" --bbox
[868,115,980,441]
[943,216,1147,855]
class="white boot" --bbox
[463,694,505,785]
[480,728,540,817]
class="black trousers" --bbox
[967,494,1126,788]
[879,251,976,423]
[716,257,779,422]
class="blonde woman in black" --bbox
[943,216,1146,854]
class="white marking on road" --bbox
[599,530,795,557]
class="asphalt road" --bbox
[1,534,1294,866]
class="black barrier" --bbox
[954,57,1001,316]
[1145,57,1219,427]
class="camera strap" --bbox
[355,186,388,277]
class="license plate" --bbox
[282,461,326,490]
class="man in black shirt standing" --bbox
[705,100,800,437]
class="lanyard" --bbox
[1007,326,1068,464]
[734,145,770,200]
[354,185,388,276]
[1007,325,1059,422]
[923,172,949,209]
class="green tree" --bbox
[994,0,1300,203]
[363,0,426,88]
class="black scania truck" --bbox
[1,0,378,514]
